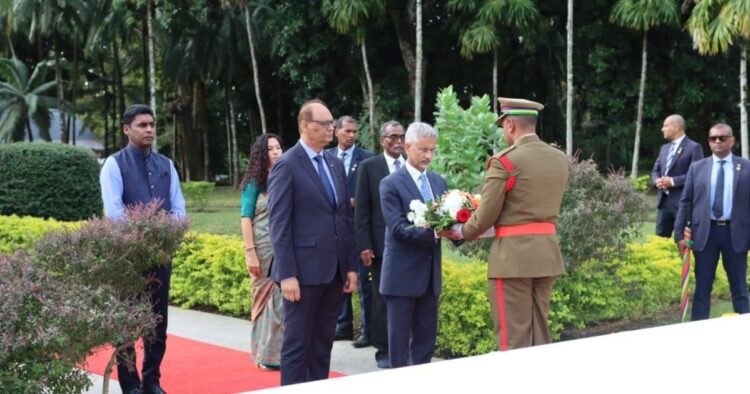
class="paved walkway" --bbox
[85,306,382,393]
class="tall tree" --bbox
[688,0,750,158]
[448,0,539,115]
[146,0,158,151]
[611,0,680,177]
[0,57,56,142]
[237,0,268,134]
[566,0,574,155]
[322,0,385,150]
[415,0,423,121]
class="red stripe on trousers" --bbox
[496,279,508,351]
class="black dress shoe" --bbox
[376,357,391,369]
[142,385,167,394]
[352,334,371,348]
[334,331,353,341]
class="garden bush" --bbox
[0,143,102,221]
[181,181,215,211]
[0,214,81,254]
[432,85,504,192]
[170,232,251,316]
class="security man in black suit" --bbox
[354,120,406,368]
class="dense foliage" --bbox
[0,143,102,221]
[181,181,216,211]
[0,203,188,392]
[2,0,743,182]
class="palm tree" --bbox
[611,0,680,178]
[688,0,750,158]
[9,0,82,144]
[322,0,385,150]
[0,57,56,142]
[448,0,539,115]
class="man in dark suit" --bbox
[328,115,374,347]
[268,99,358,385]
[652,114,703,237]
[355,120,406,368]
[379,122,462,368]
[675,123,750,321]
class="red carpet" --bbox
[82,335,343,393]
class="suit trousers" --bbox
[655,206,678,238]
[384,285,438,368]
[336,258,372,337]
[487,276,555,351]
[281,276,343,385]
[691,222,750,320]
[116,264,171,391]
[369,257,389,359]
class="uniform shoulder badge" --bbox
[497,144,516,157]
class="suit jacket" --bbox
[674,156,750,252]
[379,167,447,297]
[462,134,570,278]
[268,142,356,285]
[327,146,374,199]
[651,136,704,210]
[355,154,391,256]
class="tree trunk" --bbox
[224,88,232,185]
[740,41,748,159]
[243,3,267,134]
[493,47,498,114]
[229,94,239,187]
[26,120,33,142]
[361,40,376,151]
[414,0,423,121]
[147,0,158,151]
[631,32,648,179]
[386,1,418,99]
[70,39,79,146]
[113,38,127,148]
[565,0,573,156]
[141,17,149,104]
[192,80,209,181]
[53,33,67,144]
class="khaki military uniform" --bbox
[463,133,570,350]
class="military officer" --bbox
[461,97,570,351]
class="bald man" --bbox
[268,99,358,385]
[651,114,703,238]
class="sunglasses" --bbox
[708,136,731,143]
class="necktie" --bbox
[341,151,349,175]
[314,155,336,209]
[393,159,401,172]
[419,173,433,202]
[665,142,677,175]
[712,160,726,219]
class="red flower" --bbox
[456,208,472,224]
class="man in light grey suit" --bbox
[379,122,462,368]
[675,123,750,320]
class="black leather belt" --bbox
[711,220,730,226]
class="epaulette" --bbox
[485,145,517,192]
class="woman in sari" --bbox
[240,133,284,370]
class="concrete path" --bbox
[85,306,382,393]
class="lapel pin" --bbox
[677,147,683,155]
[736,163,742,172]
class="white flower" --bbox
[442,190,466,219]
[408,199,428,226]
[407,211,416,223]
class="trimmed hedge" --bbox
[1,215,743,358]
[0,214,82,254]
[0,143,102,221]
[181,181,215,211]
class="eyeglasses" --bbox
[382,134,405,142]
[708,136,731,143]
[306,119,335,128]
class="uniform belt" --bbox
[495,222,556,238]
[711,220,730,226]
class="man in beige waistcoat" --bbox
[462,97,570,350]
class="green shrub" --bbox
[0,143,102,221]
[181,181,215,211]
[633,174,652,192]
[432,85,504,192]
[0,215,81,254]
[170,232,252,316]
